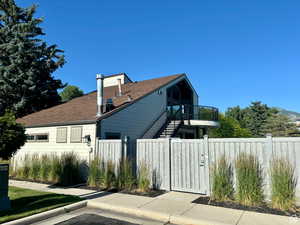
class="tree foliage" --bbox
[209,114,252,138]
[0,0,65,118]
[0,111,26,160]
[60,85,84,102]
[225,102,297,137]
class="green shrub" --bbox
[137,161,150,192]
[29,154,42,181]
[103,160,116,189]
[211,155,234,201]
[40,154,52,182]
[117,159,135,191]
[88,157,104,188]
[58,152,82,186]
[49,154,62,183]
[270,157,297,211]
[235,153,264,206]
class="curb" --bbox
[3,201,87,225]
[87,201,230,225]
[87,201,170,223]
[170,214,231,225]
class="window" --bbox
[26,133,49,142]
[70,126,82,143]
[26,135,35,142]
[56,127,67,143]
[105,132,121,139]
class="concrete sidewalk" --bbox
[9,179,105,199]
[9,179,300,225]
[87,192,300,225]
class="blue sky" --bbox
[18,0,300,112]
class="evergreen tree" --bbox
[225,106,247,127]
[0,0,65,118]
[263,113,297,137]
[60,85,84,102]
[0,111,26,159]
[243,102,271,137]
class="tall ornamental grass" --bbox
[103,160,117,189]
[211,155,234,201]
[137,161,150,192]
[11,152,84,186]
[58,152,83,186]
[16,154,30,179]
[40,155,52,181]
[49,154,62,183]
[29,154,41,181]
[235,153,264,206]
[270,157,297,211]
[88,157,104,188]
[117,159,135,191]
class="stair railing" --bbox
[163,107,183,137]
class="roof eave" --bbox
[23,119,97,128]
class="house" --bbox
[16,73,219,154]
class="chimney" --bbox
[117,78,122,96]
[96,74,104,117]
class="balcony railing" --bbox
[167,105,219,122]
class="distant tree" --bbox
[242,102,271,137]
[225,102,297,137]
[0,0,65,118]
[225,106,247,127]
[60,85,84,102]
[0,111,26,160]
[263,113,297,137]
[209,114,252,138]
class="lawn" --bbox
[0,186,81,224]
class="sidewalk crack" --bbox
[179,204,195,216]
[235,211,245,225]
[137,198,157,209]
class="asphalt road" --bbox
[32,207,169,225]
[55,213,139,225]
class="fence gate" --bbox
[137,138,210,195]
[170,139,209,194]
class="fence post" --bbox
[166,137,172,191]
[264,133,273,200]
[203,135,211,196]
[122,136,129,160]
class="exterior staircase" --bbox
[157,120,182,138]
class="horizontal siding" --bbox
[142,112,167,139]
[17,124,97,162]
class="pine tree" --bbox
[243,102,271,137]
[0,0,65,117]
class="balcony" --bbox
[167,105,219,127]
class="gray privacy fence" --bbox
[136,136,300,200]
[94,137,131,164]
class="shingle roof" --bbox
[17,73,185,127]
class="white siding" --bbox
[19,123,97,158]
[101,76,187,141]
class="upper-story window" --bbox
[56,127,67,143]
[26,133,49,142]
